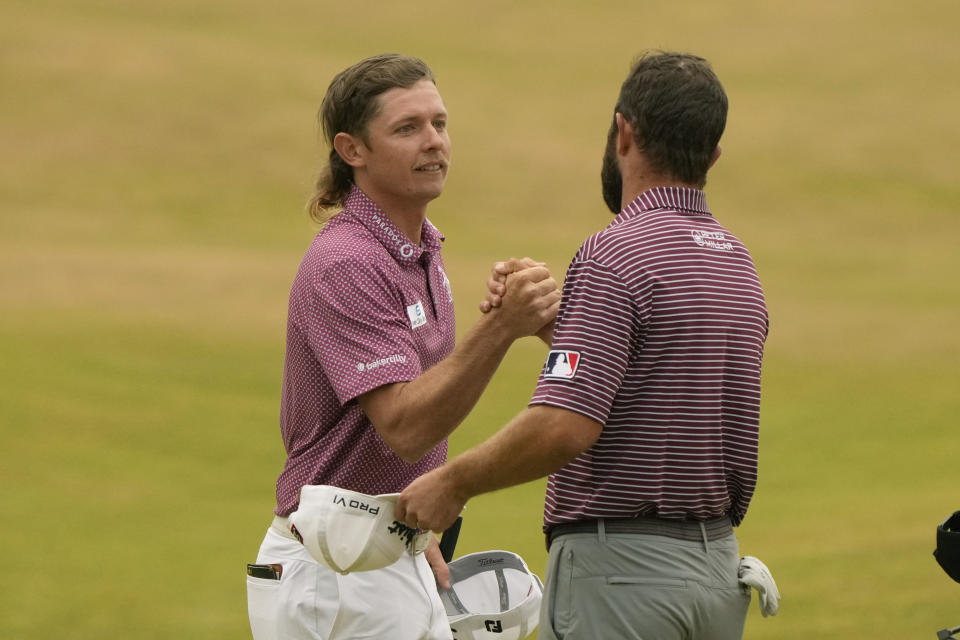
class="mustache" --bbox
[416,155,449,167]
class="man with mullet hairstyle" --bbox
[246,53,559,640]
[399,51,771,639]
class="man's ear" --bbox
[708,145,722,170]
[615,113,633,156]
[333,132,365,168]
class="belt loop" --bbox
[698,521,708,553]
[598,518,607,545]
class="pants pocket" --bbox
[554,542,576,638]
[607,576,687,588]
[537,540,571,640]
[246,575,281,640]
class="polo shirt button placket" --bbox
[419,252,440,319]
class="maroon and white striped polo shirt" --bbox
[531,187,768,529]
[273,186,456,517]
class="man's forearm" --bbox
[359,310,524,462]
[445,405,602,500]
[359,265,560,462]
[395,405,603,532]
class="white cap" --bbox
[440,550,543,640]
[288,485,431,574]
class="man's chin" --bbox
[419,177,447,202]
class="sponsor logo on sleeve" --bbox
[406,301,427,329]
[543,350,580,380]
[356,354,408,372]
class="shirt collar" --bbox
[617,186,712,223]
[343,186,445,264]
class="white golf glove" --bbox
[737,555,780,617]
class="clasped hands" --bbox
[479,257,559,342]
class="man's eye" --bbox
[434,120,447,131]
[396,124,415,134]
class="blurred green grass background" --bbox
[1,0,958,637]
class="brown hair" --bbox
[307,54,436,224]
[616,51,727,188]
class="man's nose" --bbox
[422,125,446,151]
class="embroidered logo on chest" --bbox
[406,301,427,329]
[543,350,581,379]
[437,265,453,302]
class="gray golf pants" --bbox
[538,523,750,639]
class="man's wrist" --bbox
[440,458,472,507]
[472,306,518,348]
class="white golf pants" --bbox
[247,517,453,640]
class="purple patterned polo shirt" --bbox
[531,187,768,529]
[274,186,456,516]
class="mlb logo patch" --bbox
[543,350,580,379]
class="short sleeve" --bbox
[308,257,423,404]
[530,252,637,424]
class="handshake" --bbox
[476,257,560,345]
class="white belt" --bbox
[271,515,297,540]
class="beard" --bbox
[600,117,623,214]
